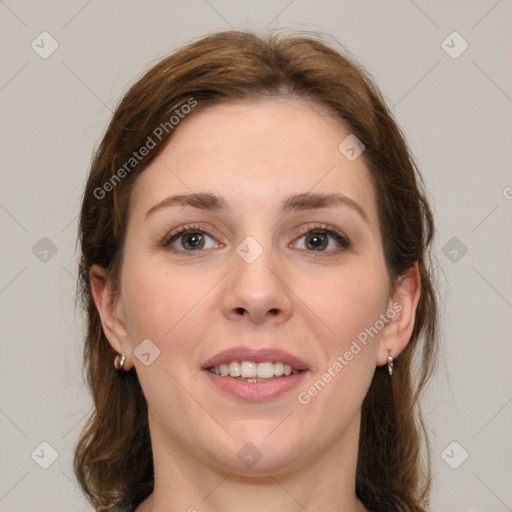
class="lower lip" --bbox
[202,370,308,402]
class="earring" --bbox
[387,351,394,376]
[114,353,126,371]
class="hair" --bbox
[75,30,438,512]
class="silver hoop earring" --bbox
[114,353,126,371]
[387,353,394,376]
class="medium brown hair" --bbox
[75,30,438,511]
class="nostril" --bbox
[235,307,246,315]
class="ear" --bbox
[377,262,421,366]
[89,264,133,370]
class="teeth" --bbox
[274,361,284,376]
[240,361,257,378]
[210,361,301,379]
[228,361,241,377]
[257,362,274,379]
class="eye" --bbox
[291,226,351,252]
[162,225,221,251]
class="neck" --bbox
[137,416,368,512]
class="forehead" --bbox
[130,98,377,222]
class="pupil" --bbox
[183,233,204,250]
[306,233,327,250]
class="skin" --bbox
[91,98,420,512]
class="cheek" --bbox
[297,268,387,399]
[119,258,213,417]
[290,265,389,445]
[120,254,209,356]
[302,265,388,356]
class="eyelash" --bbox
[161,223,352,253]
[161,224,212,248]
[293,224,352,252]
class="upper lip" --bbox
[202,346,309,371]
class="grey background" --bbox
[1,1,511,511]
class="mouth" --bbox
[202,347,309,401]
[207,360,303,382]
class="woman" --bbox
[75,30,438,512]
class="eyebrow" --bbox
[145,192,368,224]
[282,192,368,224]
[145,193,225,218]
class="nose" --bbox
[222,243,293,325]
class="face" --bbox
[112,98,396,475]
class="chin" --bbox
[210,421,307,476]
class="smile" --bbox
[207,360,302,382]
[202,347,309,401]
